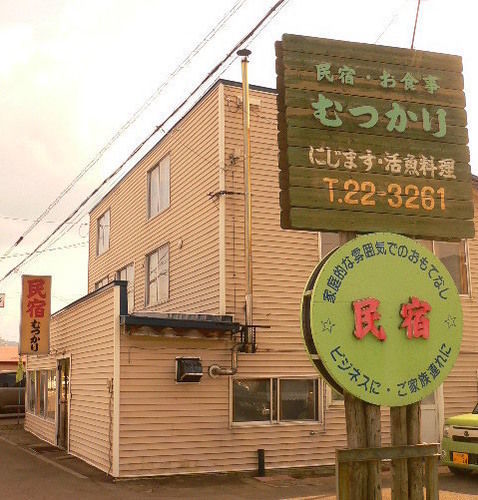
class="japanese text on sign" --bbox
[20,275,51,355]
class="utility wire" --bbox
[0,0,248,262]
[0,241,87,261]
[0,0,292,284]
[375,0,411,44]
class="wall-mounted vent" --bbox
[176,357,203,383]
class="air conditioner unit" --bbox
[176,357,203,383]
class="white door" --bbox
[421,389,441,443]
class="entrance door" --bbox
[57,358,70,450]
[421,391,439,442]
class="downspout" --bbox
[208,343,243,377]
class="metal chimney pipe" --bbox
[237,48,253,346]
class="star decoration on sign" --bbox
[321,318,335,334]
[444,314,457,329]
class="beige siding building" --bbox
[25,80,478,477]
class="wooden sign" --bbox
[20,275,51,355]
[276,34,473,239]
[301,233,462,406]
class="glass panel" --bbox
[233,379,271,422]
[331,387,345,401]
[97,210,110,255]
[147,251,158,305]
[434,240,468,294]
[28,372,35,412]
[158,244,169,302]
[159,156,170,212]
[280,379,317,421]
[149,166,160,217]
[39,371,47,417]
[47,370,56,421]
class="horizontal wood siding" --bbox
[88,88,221,315]
[24,413,56,445]
[443,189,478,417]
[25,286,115,473]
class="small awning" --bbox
[120,312,242,339]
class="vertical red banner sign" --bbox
[19,275,51,355]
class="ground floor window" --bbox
[27,369,56,421]
[233,378,321,423]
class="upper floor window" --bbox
[146,243,169,306]
[95,276,109,290]
[117,263,134,313]
[148,155,170,219]
[320,232,470,295]
[97,210,110,256]
[429,240,469,295]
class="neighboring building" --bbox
[24,80,478,477]
[0,345,20,371]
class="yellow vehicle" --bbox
[441,403,478,474]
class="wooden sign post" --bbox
[283,34,471,500]
[301,233,462,499]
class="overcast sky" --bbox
[0,0,476,342]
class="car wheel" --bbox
[448,466,471,475]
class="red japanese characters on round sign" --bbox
[302,233,463,406]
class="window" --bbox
[38,370,46,417]
[233,379,271,422]
[330,386,345,403]
[28,371,35,412]
[280,379,318,421]
[97,210,110,256]
[146,244,169,305]
[95,276,109,290]
[47,370,56,421]
[233,378,321,423]
[148,155,170,218]
[27,369,56,421]
[434,240,469,295]
[117,264,134,313]
[323,233,469,295]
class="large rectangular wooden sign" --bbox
[20,275,51,355]
[276,34,473,239]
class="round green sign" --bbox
[305,232,463,406]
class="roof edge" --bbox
[88,79,276,216]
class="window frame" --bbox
[145,243,170,306]
[26,369,56,422]
[147,154,171,220]
[230,376,323,427]
[95,276,109,290]
[116,263,135,313]
[431,239,471,297]
[96,209,111,256]
[320,232,471,297]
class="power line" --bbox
[0,0,248,262]
[0,0,292,284]
[375,0,411,44]
[0,241,87,261]
[0,214,88,225]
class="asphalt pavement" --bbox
[0,420,477,499]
